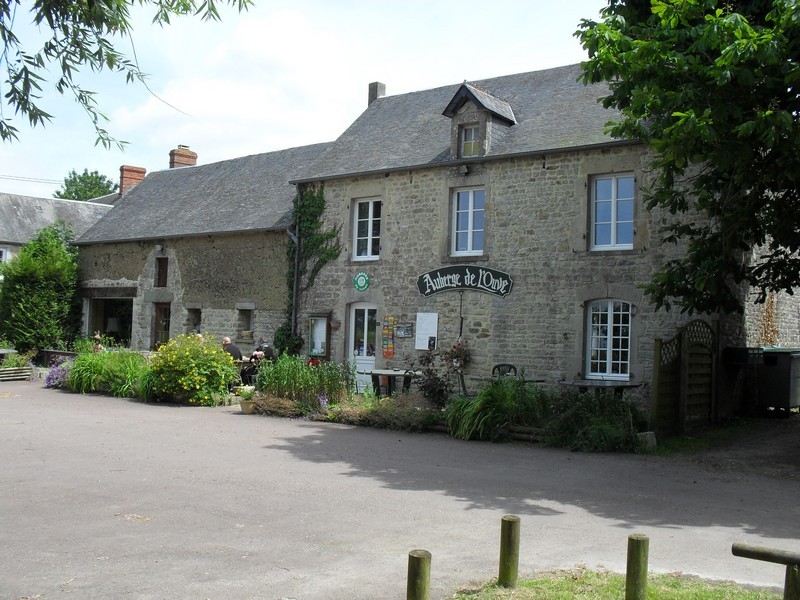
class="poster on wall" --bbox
[382,316,396,359]
[415,313,438,350]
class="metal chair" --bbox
[492,363,517,378]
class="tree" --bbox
[577,1,800,314]
[0,0,251,148]
[54,168,118,200]
[0,222,80,352]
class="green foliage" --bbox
[255,354,353,412]
[273,322,303,356]
[542,389,643,452]
[148,334,238,406]
[0,0,251,146]
[0,222,80,352]
[410,350,452,409]
[65,349,149,397]
[0,350,35,368]
[577,1,800,314]
[326,396,441,432]
[54,169,118,200]
[446,378,522,441]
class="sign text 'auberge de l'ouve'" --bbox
[416,265,513,298]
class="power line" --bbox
[0,174,61,184]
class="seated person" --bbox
[221,336,243,361]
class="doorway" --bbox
[349,303,377,392]
[152,303,171,350]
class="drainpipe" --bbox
[288,184,302,336]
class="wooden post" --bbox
[625,533,649,600]
[407,549,431,600]
[498,515,520,588]
[786,564,800,600]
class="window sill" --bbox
[561,379,640,388]
[446,254,488,264]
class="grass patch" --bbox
[451,568,780,599]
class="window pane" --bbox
[357,202,369,219]
[473,189,485,209]
[595,224,611,246]
[473,210,484,230]
[357,239,367,256]
[595,178,612,200]
[457,191,470,210]
[617,177,634,199]
[372,219,381,237]
[472,230,484,251]
[456,232,468,251]
[373,201,381,218]
[595,200,612,223]
[457,211,469,231]
[357,220,368,237]
[371,237,380,256]
[617,222,634,245]
[617,198,634,222]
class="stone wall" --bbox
[298,145,724,407]
[78,231,289,352]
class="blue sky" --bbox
[0,1,607,198]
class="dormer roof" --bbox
[442,82,516,124]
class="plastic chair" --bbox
[492,363,517,378]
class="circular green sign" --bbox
[354,272,370,291]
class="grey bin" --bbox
[757,348,800,411]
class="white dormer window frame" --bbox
[460,124,480,157]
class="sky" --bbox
[0,0,608,199]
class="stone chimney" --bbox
[169,145,198,169]
[119,165,146,195]
[368,82,386,106]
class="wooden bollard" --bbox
[407,549,431,600]
[498,514,520,588]
[625,533,649,600]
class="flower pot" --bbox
[452,359,463,368]
[239,400,256,414]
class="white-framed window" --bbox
[460,124,480,157]
[353,198,381,260]
[590,174,634,250]
[0,247,8,281]
[586,299,631,380]
[452,188,485,256]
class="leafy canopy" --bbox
[0,0,251,148]
[577,0,800,314]
[54,168,118,200]
[0,222,80,352]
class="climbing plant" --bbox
[275,185,341,355]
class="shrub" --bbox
[149,334,237,406]
[327,396,440,432]
[542,389,643,452]
[1,350,35,368]
[446,378,521,441]
[0,223,80,352]
[256,354,353,412]
[410,350,451,409]
[65,349,150,397]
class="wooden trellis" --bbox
[651,319,718,434]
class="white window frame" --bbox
[451,188,485,257]
[352,198,382,261]
[586,299,631,381]
[460,124,480,157]
[0,246,8,281]
[590,173,635,250]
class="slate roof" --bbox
[294,63,627,183]
[442,83,516,124]
[77,143,331,245]
[0,194,112,246]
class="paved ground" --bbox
[1,380,798,600]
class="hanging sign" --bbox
[354,272,370,292]
[416,265,513,298]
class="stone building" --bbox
[76,143,329,351]
[289,63,800,413]
[0,193,112,272]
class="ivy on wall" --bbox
[275,185,341,355]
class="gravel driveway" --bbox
[1,380,798,599]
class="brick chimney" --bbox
[169,145,198,169]
[119,165,146,195]
[368,82,386,106]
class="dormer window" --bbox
[460,124,480,157]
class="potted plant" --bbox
[236,386,257,414]
[444,339,471,369]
